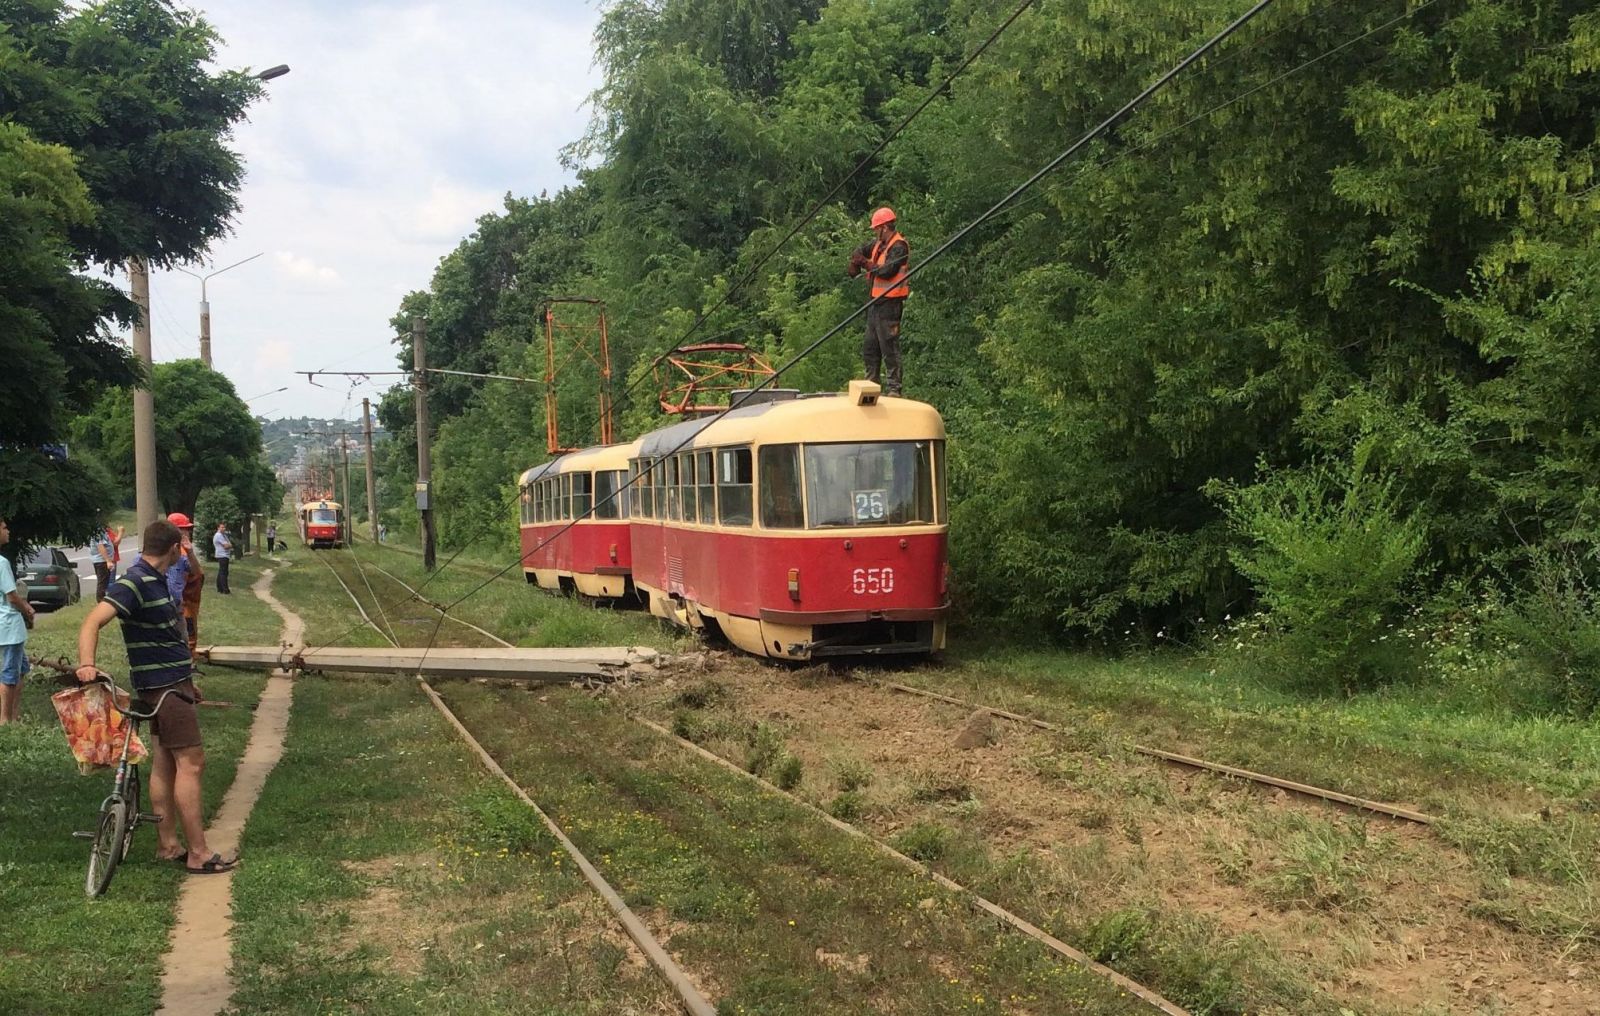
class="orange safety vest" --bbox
[869,232,910,300]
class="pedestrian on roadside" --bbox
[212,522,232,595]
[845,206,910,396]
[1,516,38,725]
[378,522,386,543]
[75,518,235,873]
[265,521,278,554]
[107,523,124,581]
[165,513,205,662]
[89,527,114,602]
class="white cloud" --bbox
[132,0,605,420]
[273,251,343,288]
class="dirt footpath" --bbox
[155,568,301,1016]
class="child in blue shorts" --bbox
[0,516,37,724]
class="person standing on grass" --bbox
[89,527,113,602]
[0,516,37,725]
[265,520,277,554]
[166,513,206,663]
[211,522,232,595]
[75,518,235,874]
[107,523,124,580]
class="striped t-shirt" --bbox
[105,557,192,690]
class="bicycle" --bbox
[56,668,180,897]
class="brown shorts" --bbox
[139,680,202,749]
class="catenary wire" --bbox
[400,0,1287,675]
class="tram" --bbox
[298,500,344,549]
[515,380,948,660]
[518,438,640,599]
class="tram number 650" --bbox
[851,567,894,595]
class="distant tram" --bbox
[517,381,948,660]
[298,500,344,549]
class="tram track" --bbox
[314,548,716,1014]
[313,547,1188,1013]
[327,545,1436,825]
[856,676,1439,826]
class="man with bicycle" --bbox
[74,518,236,874]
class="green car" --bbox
[20,546,82,610]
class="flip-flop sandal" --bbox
[185,853,238,875]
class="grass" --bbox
[0,559,274,1016]
[442,684,1152,1015]
[224,677,682,1015]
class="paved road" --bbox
[63,537,142,586]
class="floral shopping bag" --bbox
[52,683,148,774]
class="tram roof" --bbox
[636,390,944,459]
[298,500,343,511]
[518,437,642,486]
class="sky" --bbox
[133,0,604,424]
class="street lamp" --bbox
[176,253,264,368]
[257,64,290,81]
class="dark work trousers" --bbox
[93,561,110,602]
[216,557,231,594]
[863,298,905,395]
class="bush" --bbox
[891,822,951,862]
[828,790,865,821]
[770,752,803,791]
[744,723,783,776]
[1218,455,1424,692]
[193,486,243,557]
[1495,548,1600,715]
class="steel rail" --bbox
[345,546,400,647]
[865,678,1437,825]
[320,547,715,1012]
[360,559,514,648]
[634,716,1190,1016]
[315,552,399,648]
[422,685,718,1016]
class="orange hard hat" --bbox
[870,206,896,229]
[167,512,193,528]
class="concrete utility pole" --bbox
[413,317,435,569]
[362,397,379,545]
[340,433,353,548]
[178,253,263,368]
[128,258,159,532]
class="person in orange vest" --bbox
[846,206,910,396]
[165,513,206,663]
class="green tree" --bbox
[74,360,263,514]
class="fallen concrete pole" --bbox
[197,644,657,683]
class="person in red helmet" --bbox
[165,513,206,662]
[846,206,910,396]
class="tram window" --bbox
[716,447,752,525]
[759,445,804,529]
[665,456,680,521]
[595,470,624,520]
[534,480,544,523]
[573,471,593,519]
[681,453,698,523]
[934,440,947,523]
[520,487,532,525]
[696,450,714,523]
[803,441,935,528]
[627,462,641,517]
[643,460,656,518]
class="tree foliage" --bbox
[369,0,1600,652]
[0,0,265,558]
[73,360,266,515]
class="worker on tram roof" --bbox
[846,206,909,397]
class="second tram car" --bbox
[298,500,344,549]
[518,439,640,599]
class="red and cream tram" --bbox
[298,500,344,549]
[518,439,639,599]
[516,380,948,659]
[630,380,947,659]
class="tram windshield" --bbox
[804,441,938,528]
[310,509,338,525]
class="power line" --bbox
[614,0,1041,406]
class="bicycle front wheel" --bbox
[85,798,130,898]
